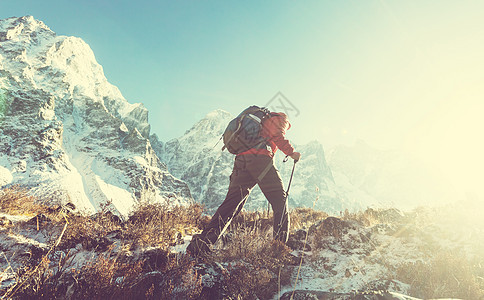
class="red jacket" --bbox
[237,113,295,157]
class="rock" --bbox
[288,229,312,251]
[0,216,13,227]
[64,202,76,211]
[280,290,421,300]
[363,280,410,295]
[292,229,309,241]
[138,248,170,272]
[311,217,358,239]
[287,239,311,251]
[92,210,123,225]
[196,262,228,299]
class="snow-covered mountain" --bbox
[0,16,191,216]
[157,109,360,214]
[327,140,457,210]
[155,109,234,212]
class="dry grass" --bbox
[229,210,273,232]
[212,219,295,300]
[0,189,207,299]
[5,246,144,299]
[396,251,483,299]
[3,247,204,299]
[0,185,47,216]
[69,248,144,299]
[56,214,119,251]
[340,207,406,227]
[124,201,204,249]
[55,201,205,251]
[290,207,328,231]
[134,253,202,300]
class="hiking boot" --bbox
[186,234,212,258]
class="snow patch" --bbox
[0,165,12,187]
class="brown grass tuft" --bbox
[69,248,143,299]
[0,185,47,216]
[213,222,294,300]
[124,202,204,250]
[290,207,328,230]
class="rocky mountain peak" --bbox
[182,109,232,139]
[204,108,232,120]
[0,16,54,43]
[0,16,191,216]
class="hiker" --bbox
[187,106,301,256]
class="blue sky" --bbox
[1,1,484,196]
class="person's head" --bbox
[269,112,291,133]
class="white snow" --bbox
[0,165,12,187]
[170,235,193,254]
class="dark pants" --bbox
[201,154,289,244]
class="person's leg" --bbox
[188,156,256,255]
[251,156,290,243]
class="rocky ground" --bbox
[1,187,483,299]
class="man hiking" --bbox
[187,106,301,257]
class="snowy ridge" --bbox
[158,109,234,212]
[0,16,191,216]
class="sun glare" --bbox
[406,96,484,204]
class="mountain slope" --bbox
[0,16,191,216]
[156,109,234,212]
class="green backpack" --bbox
[222,106,271,154]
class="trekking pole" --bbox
[284,155,297,196]
[266,155,297,216]
[272,156,298,236]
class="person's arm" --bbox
[264,115,301,161]
[272,133,295,155]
